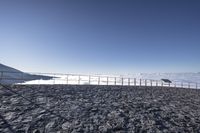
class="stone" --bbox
[99,125,108,132]
[91,108,98,112]
[33,129,40,133]
[45,121,55,132]
[4,112,15,120]
[62,122,72,130]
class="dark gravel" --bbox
[0,85,200,133]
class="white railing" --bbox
[0,71,199,89]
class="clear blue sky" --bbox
[0,0,200,74]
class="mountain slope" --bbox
[0,63,23,73]
[0,63,52,84]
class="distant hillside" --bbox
[0,63,53,84]
[0,63,23,73]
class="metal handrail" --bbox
[0,71,199,89]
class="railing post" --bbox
[115,77,117,85]
[0,71,3,82]
[140,79,141,86]
[161,82,163,87]
[98,76,100,85]
[107,77,109,85]
[21,72,23,83]
[89,75,91,85]
[53,74,56,84]
[134,78,136,86]
[196,83,198,89]
[128,78,130,86]
[188,82,190,89]
[78,75,81,85]
[156,80,158,86]
[122,78,123,86]
[145,79,147,86]
[181,82,183,88]
[150,80,152,87]
[66,75,68,84]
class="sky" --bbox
[0,0,200,74]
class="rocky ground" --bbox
[0,85,200,133]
